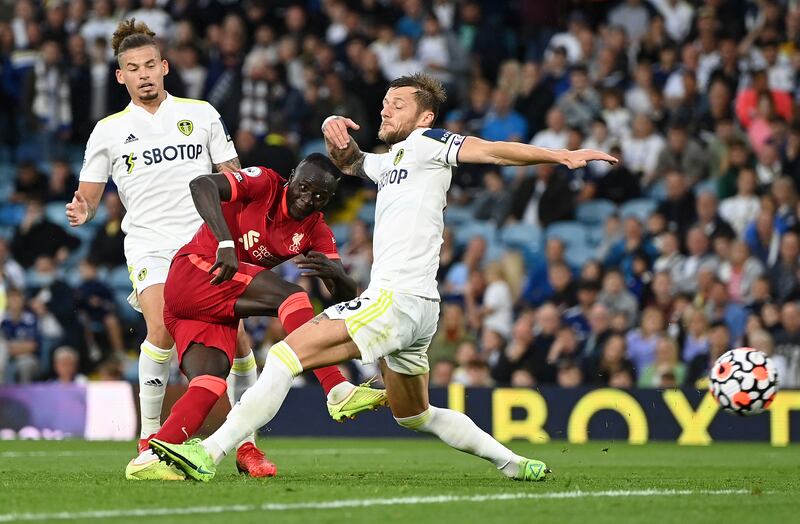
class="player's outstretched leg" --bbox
[150,317,360,481]
[131,343,270,480]
[227,325,277,478]
[233,271,387,420]
[382,361,549,481]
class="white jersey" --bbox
[80,93,237,261]
[362,128,464,300]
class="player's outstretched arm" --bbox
[295,252,358,302]
[189,174,238,285]
[457,136,618,169]
[65,182,105,226]
[322,116,370,180]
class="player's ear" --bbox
[115,68,125,85]
[162,59,169,76]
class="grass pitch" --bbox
[0,438,797,524]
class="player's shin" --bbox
[395,405,523,478]
[227,350,258,447]
[278,292,347,397]
[138,341,173,438]
[154,375,227,444]
[203,341,303,464]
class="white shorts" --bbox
[126,251,176,312]
[323,288,440,376]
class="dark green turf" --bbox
[0,438,797,524]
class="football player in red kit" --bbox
[125,154,387,480]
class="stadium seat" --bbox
[586,224,606,247]
[45,202,70,228]
[357,201,376,226]
[576,199,617,226]
[454,220,497,248]
[330,222,350,247]
[619,198,658,222]
[109,265,133,292]
[500,223,542,252]
[545,221,588,248]
[0,203,24,227]
[565,242,596,269]
[444,205,476,226]
[693,178,717,196]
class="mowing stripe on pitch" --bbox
[0,448,389,458]
[0,489,753,522]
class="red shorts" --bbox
[163,253,267,364]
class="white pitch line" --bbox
[0,448,388,458]
[0,489,752,523]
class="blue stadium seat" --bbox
[694,178,717,196]
[330,222,350,247]
[565,242,596,269]
[586,224,606,247]
[545,221,588,248]
[0,203,24,227]
[499,223,542,252]
[619,198,658,222]
[108,265,133,292]
[576,199,617,226]
[357,201,376,226]
[444,205,476,226]
[45,202,70,228]
[454,220,496,247]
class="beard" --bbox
[378,122,414,145]
[139,90,159,101]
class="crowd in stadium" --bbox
[0,0,799,392]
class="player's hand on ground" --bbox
[296,251,344,279]
[322,116,360,149]
[561,149,618,169]
[65,191,88,226]
[209,246,238,285]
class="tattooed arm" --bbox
[321,116,370,180]
[213,156,242,173]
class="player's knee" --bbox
[181,345,231,381]
[395,408,433,432]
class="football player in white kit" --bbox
[151,73,616,482]
[66,19,276,480]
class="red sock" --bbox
[153,375,227,444]
[278,292,347,395]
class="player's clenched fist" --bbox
[65,191,89,226]
[322,116,360,150]
[209,245,238,285]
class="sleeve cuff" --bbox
[223,171,240,202]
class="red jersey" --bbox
[176,166,339,268]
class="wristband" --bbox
[218,240,235,249]
[321,115,341,133]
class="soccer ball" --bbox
[709,348,778,416]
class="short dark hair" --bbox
[112,18,157,58]
[388,73,447,120]
[300,153,343,181]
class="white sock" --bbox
[203,341,302,464]
[138,341,173,439]
[227,350,258,448]
[327,381,355,404]
[396,405,522,479]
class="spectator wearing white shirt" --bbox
[672,227,719,295]
[80,0,117,57]
[545,11,587,64]
[417,16,451,85]
[384,35,424,81]
[719,169,761,238]
[647,0,694,43]
[664,44,699,105]
[608,0,650,43]
[480,263,514,339]
[626,61,654,115]
[369,24,400,80]
[754,38,796,94]
[127,0,172,37]
[621,114,665,179]
[530,107,569,150]
[583,118,615,177]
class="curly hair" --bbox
[111,18,156,58]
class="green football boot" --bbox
[327,379,389,422]
[149,438,216,482]
[516,458,550,481]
